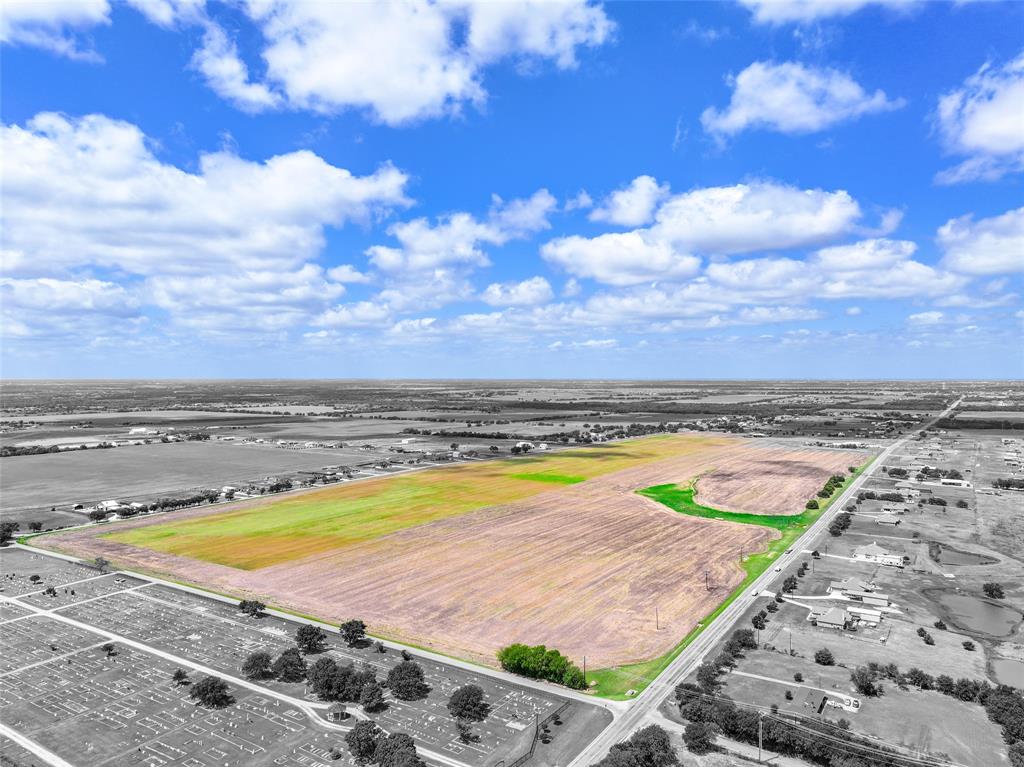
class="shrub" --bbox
[497,643,585,689]
[806,499,819,510]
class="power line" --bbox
[674,686,970,767]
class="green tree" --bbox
[172,668,189,686]
[28,521,43,532]
[189,676,233,708]
[242,651,272,680]
[814,648,835,666]
[373,733,422,767]
[850,667,882,697]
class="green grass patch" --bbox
[508,472,585,485]
[587,458,873,699]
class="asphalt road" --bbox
[567,399,962,766]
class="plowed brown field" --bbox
[39,435,865,668]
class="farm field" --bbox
[0,440,370,511]
[39,434,868,674]
[100,435,719,569]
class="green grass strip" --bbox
[587,458,873,700]
[508,472,586,485]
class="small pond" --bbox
[935,592,1021,637]
[931,543,998,567]
[993,658,1024,689]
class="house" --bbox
[326,703,347,722]
[876,517,901,526]
[940,478,972,488]
[809,606,850,630]
[853,542,904,567]
[97,500,122,511]
[880,505,906,515]
[828,577,874,594]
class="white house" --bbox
[853,542,904,568]
[876,517,901,526]
[828,577,874,594]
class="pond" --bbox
[993,658,1024,689]
[931,543,998,567]
[935,592,1021,637]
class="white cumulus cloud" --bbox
[702,61,903,139]
[937,207,1024,275]
[541,231,700,286]
[935,51,1024,184]
[235,0,613,124]
[739,0,916,24]
[590,175,669,227]
[481,276,554,306]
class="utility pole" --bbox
[655,607,659,630]
[705,570,710,591]
[583,655,586,684]
[758,711,764,762]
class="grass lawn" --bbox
[507,472,585,484]
[586,458,872,699]
[104,434,722,570]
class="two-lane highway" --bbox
[569,398,962,766]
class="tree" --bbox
[296,624,328,653]
[696,662,720,692]
[172,668,189,686]
[387,660,430,700]
[102,642,116,656]
[88,509,109,522]
[0,521,18,545]
[447,684,489,721]
[984,582,1006,599]
[360,679,386,712]
[805,499,819,510]
[604,725,678,767]
[345,720,382,762]
[455,719,479,744]
[814,648,835,666]
[308,656,339,698]
[850,667,883,697]
[340,619,366,647]
[28,521,42,532]
[272,648,307,682]
[794,672,803,682]
[374,733,422,767]
[238,599,266,618]
[963,641,976,651]
[374,640,386,654]
[682,720,717,754]
[93,556,110,573]
[242,651,272,679]
[189,676,233,708]
[751,614,766,631]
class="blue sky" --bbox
[2,0,1022,379]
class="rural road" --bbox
[566,398,963,766]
